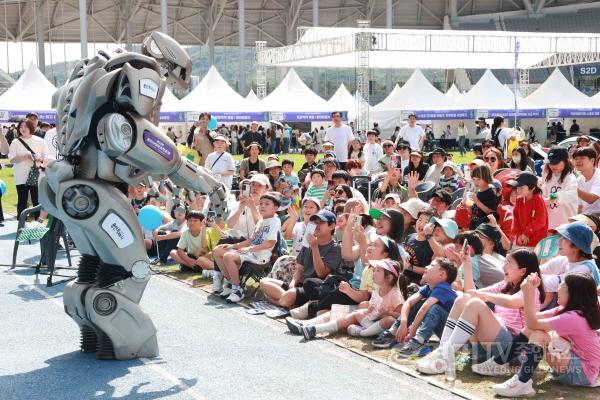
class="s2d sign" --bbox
[575,65,600,76]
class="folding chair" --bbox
[239,231,288,298]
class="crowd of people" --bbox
[1,108,600,397]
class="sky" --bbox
[0,41,125,74]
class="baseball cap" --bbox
[475,117,486,124]
[397,140,411,149]
[323,150,337,158]
[249,173,270,187]
[213,135,229,142]
[430,147,446,156]
[468,158,486,168]
[547,147,569,165]
[369,258,399,277]
[432,217,458,239]
[431,189,452,206]
[26,112,39,119]
[507,172,538,187]
[550,221,593,255]
[475,223,501,243]
[398,198,429,220]
[260,191,282,206]
[383,193,401,204]
[310,210,336,225]
[323,141,335,147]
[410,150,423,158]
[302,196,321,210]
[251,121,259,125]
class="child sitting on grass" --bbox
[153,205,187,264]
[216,192,282,303]
[297,259,404,340]
[169,211,206,273]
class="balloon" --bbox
[138,205,163,231]
[208,116,218,130]
[0,180,5,195]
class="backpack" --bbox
[491,128,502,149]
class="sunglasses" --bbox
[484,157,497,162]
[383,144,393,148]
[399,146,410,150]
[335,190,345,195]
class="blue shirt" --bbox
[418,281,458,313]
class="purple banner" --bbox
[272,111,346,122]
[159,112,186,123]
[186,111,269,123]
[143,129,174,161]
[409,109,474,120]
[0,110,56,123]
[558,108,600,118]
[486,109,546,118]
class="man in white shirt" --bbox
[574,146,600,214]
[394,113,425,151]
[324,111,354,170]
[363,130,383,173]
[204,135,235,190]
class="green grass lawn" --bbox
[0,164,17,215]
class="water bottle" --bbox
[444,344,456,387]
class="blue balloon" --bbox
[138,205,163,231]
[0,180,5,195]
[208,116,218,130]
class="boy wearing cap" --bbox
[364,130,383,173]
[438,162,460,194]
[204,136,235,190]
[574,147,600,214]
[218,192,282,303]
[509,172,548,248]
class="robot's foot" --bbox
[97,330,116,360]
[80,325,98,353]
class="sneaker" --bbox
[398,339,431,358]
[372,330,398,349]
[301,325,317,340]
[285,317,303,335]
[219,281,233,298]
[347,324,365,336]
[202,269,214,279]
[492,374,536,397]
[416,346,447,375]
[212,272,223,294]
[289,303,309,319]
[472,357,512,377]
[226,287,245,303]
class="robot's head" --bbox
[142,31,191,89]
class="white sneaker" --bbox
[472,357,512,376]
[347,324,365,336]
[416,346,446,375]
[290,303,309,319]
[492,374,535,397]
[220,281,233,298]
[226,287,245,303]
[212,272,223,293]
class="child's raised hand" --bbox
[487,214,498,227]
[339,281,351,294]
[371,198,384,210]
[407,171,420,190]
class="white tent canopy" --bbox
[327,83,360,118]
[178,66,261,112]
[260,68,330,112]
[0,62,56,110]
[526,68,600,109]
[373,69,455,111]
[260,27,600,70]
[456,70,529,110]
[445,85,463,101]
[160,88,181,112]
[246,89,259,102]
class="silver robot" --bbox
[38,32,227,360]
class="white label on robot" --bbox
[140,79,159,99]
[101,213,135,248]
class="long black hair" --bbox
[510,147,529,171]
[381,208,405,244]
[502,249,545,304]
[543,155,575,185]
[455,231,484,256]
[490,116,504,140]
[557,273,600,330]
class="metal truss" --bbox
[255,40,267,99]
[356,20,370,132]
[529,52,600,69]
[519,68,530,97]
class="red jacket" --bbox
[512,193,548,247]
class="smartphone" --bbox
[242,183,251,197]
[462,239,469,254]
[306,223,317,235]
[206,210,216,223]
[355,215,362,227]
[390,154,398,168]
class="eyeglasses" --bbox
[484,157,497,162]
[335,190,345,195]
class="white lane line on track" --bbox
[4,269,209,400]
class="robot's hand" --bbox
[142,32,191,89]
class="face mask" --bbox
[512,155,521,164]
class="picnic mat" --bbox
[248,300,290,318]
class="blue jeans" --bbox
[458,136,466,155]
[398,299,448,342]
[283,137,290,153]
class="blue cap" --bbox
[552,221,593,255]
[323,150,337,158]
[310,210,336,225]
[433,217,459,239]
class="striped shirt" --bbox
[438,174,460,193]
[482,281,541,335]
[305,183,328,202]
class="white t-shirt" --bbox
[249,216,281,261]
[541,256,600,292]
[204,151,235,190]
[396,125,425,150]
[485,128,513,156]
[227,200,257,239]
[324,124,354,162]
[8,135,50,185]
[363,142,383,172]
[541,172,578,230]
[577,169,600,214]
[291,221,307,257]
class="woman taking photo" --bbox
[8,119,49,219]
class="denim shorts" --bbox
[551,353,592,387]
[467,325,514,364]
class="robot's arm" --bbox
[96,112,228,221]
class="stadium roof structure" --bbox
[256,26,600,70]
